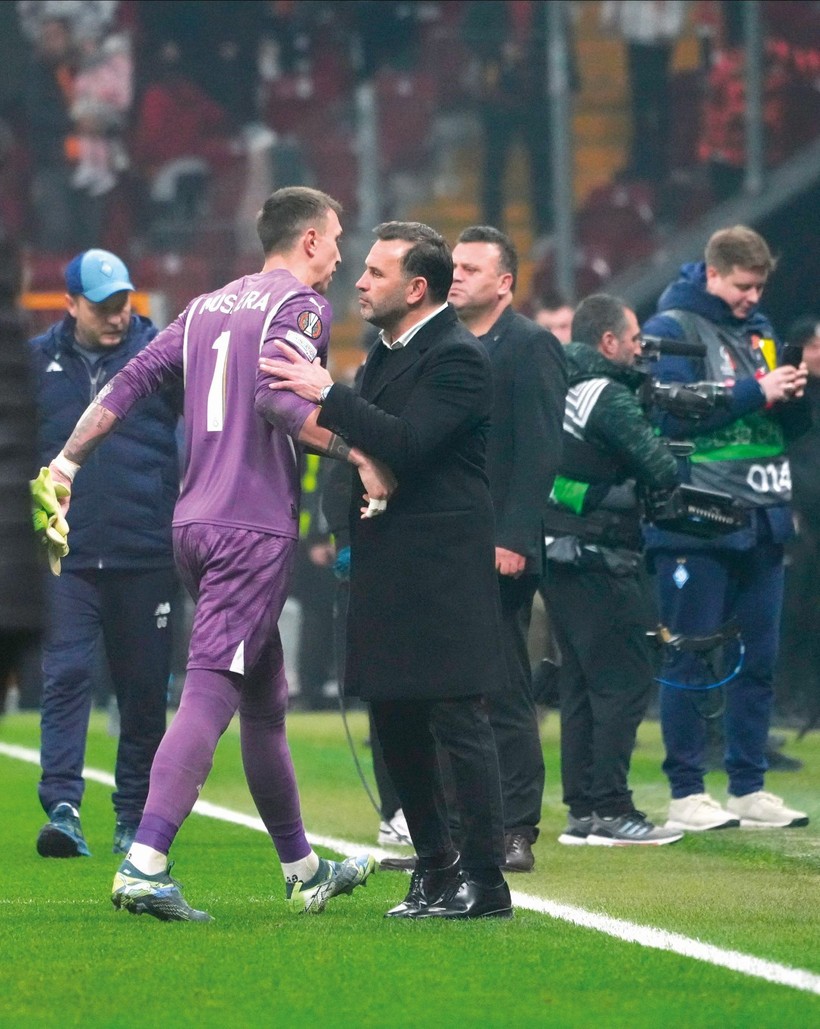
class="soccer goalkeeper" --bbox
[47,193,390,922]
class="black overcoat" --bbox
[318,305,507,701]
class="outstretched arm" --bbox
[52,312,188,510]
[49,391,121,514]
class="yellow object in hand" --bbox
[30,467,71,575]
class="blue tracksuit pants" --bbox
[653,541,784,799]
[38,567,176,823]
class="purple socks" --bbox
[134,660,310,864]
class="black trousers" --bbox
[334,580,402,820]
[486,574,545,838]
[544,560,655,819]
[368,706,402,821]
[371,696,506,872]
[292,547,336,709]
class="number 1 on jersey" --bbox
[207,331,230,431]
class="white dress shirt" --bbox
[380,303,449,350]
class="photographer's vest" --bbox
[545,377,643,551]
[666,309,791,507]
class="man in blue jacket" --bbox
[31,249,180,858]
[643,226,810,832]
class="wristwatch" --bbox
[318,384,333,405]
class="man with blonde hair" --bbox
[643,225,811,833]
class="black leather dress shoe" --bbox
[384,855,460,918]
[502,832,534,872]
[417,875,513,920]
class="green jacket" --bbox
[546,342,678,555]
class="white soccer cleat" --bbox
[286,853,376,914]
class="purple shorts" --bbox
[173,523,297,675]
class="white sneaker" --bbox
[377,809,413,847]
[726,791,810,828]
[665,793,740,831]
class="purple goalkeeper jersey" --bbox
[99,269,331,538]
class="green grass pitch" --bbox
[2,709,819,1027]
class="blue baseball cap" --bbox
[64,249,135,302]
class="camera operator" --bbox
[542,293,683,847]
[643,225,811,832]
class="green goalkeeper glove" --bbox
[31,467,71,575]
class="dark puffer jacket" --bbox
[30,314,180,570]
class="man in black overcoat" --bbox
[262,221,512,920]
[449,225,567,871]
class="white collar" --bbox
[379,303,448,350]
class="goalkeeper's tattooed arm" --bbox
[63,398,121,466]
[49,396,121,509]
[325,433,352,462]
[258,348,397,512]
[297,409,397,511]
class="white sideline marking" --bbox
[4,741,820,996]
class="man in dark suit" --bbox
[449,225,567,871]
[262,221,512,920]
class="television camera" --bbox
[636,334,749,538]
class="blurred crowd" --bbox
[0,0,817,287]
[0,0,463,261]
